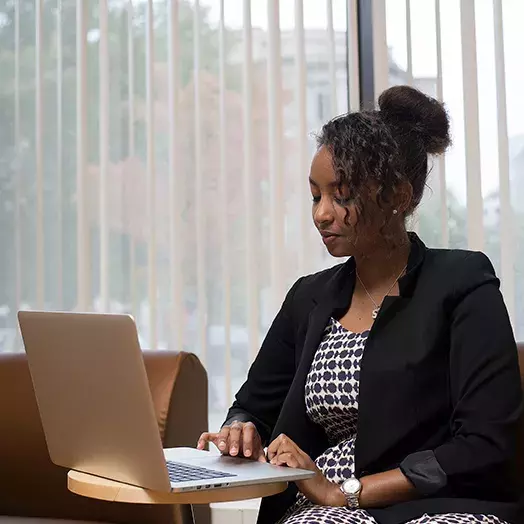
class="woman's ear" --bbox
[394,181,414,216]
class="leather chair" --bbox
[0,351,209,524]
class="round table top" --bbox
[67,470,288,505]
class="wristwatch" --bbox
[340,477,362,509]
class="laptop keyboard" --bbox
[166,461,237,483]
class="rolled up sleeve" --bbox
[400,450,447,495]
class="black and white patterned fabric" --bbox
[280,318,508,524]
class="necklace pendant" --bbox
[372,308,380,320]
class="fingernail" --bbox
[219,442,226,450]
[230,447,237,454]
[244,449,251,457]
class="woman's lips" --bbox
[320,233,341,246]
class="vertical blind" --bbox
[6,1,520,428]
[380,0,523,336]
[0,0,351,428]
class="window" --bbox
[0,0,350,429]
[383,0,523,338]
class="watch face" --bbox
[342,478,361,495]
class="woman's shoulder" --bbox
[425,247,495,272]
[285,262,348,306]
[300,262,348,285]
[298,261,348,290]
[422,247,499,295]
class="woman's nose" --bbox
[313,197,335,225]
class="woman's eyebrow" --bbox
[309,177,339,188]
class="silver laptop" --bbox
[18,310,314,493]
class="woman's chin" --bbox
[320,235,354,258]
[324,243,352,258]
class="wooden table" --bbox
[68,470,287,524]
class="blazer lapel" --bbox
[372,294,410,324]
[271,302,332,456]
[300,260,356,377]
[273,262,356,458]
[299,260,356,378]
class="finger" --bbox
[241,422,256,457]
[198,432,220,451]
[271,452,299,468]
[271,434,294,461]
[216,426,231,453]
[228,422,243,456]
[267,434,285,461]
[196,432,209,450]
[257,448,268,463]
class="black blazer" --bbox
[224,234,523,524]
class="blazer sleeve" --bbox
[400,252,523,496]
[223,277,304,445]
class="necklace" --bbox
[357,265,407,320]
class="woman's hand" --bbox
[197,421,267,462]
[267,434,345,507]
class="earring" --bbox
[392,209,398,215]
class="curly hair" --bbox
[316,85,451,231]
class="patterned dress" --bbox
[280,318,508,524]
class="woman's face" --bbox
[310,146,392,258]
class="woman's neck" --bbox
[353,232,411,291]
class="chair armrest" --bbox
[143,351,208,447]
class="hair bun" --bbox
[378,85,451,155]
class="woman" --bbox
[198,86,523,524]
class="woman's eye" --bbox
[311,195,321,203]
[334,195,351,206]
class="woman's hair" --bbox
[316,85,451,222]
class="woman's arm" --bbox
[267,434,419,508]
[398,252,523,497]
[328,468,419,507]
